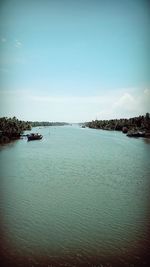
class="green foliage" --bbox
[0,117,31,143]
[0,117,69,143]
[30,121,69,127]
[86,113,150,133]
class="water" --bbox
[0,126,150,267]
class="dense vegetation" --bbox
[30,121,69,127]
[1,114,150,143]
[0,117,31,143]
[86,113,150,137]
[0,117,70,143]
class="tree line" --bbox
[0,116,31,143]
[86,113,150,136]
[30,121,69,127]
[0,117,69,143]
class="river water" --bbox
[0,126,150,267]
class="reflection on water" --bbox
[0,126,150,267]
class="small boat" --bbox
[27,133,43,141]
[127,131,145,137]
[122,127,128,133]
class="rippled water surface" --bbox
[0,126,150,267]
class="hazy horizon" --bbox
[0,0,150,122]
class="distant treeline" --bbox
[30,121,69,127]
[0,117,70,143]
[86,113,150,135]
[0,116,31,143]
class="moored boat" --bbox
[127,130,145,137]
[27,133,43,141]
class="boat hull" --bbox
[27,134,43,141]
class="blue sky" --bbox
[0,0,150,122]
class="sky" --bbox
[0,0,150,122]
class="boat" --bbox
[127,130,145,137]
[27,133,43,141]
[122,127,128,133]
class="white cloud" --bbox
[96,89,150,120]
[31,95,113,104]
[95,109,114,120]
[0,88,149,122]
[1,37,22,48]
[144,88,150,96]
[15,40,22,48]
[113,92,137,111]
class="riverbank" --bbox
[0,117,31,144]
[0,117,70,144]
[86,113,150,138]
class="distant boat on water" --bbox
[27,133,43,141]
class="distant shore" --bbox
[85,113,150,138]
[0,114,150,144]
[0,117,69,144]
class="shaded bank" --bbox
[86,113,150,138]
[0,117,31,143]
[0,117,70,144]
[30,121,70,127]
